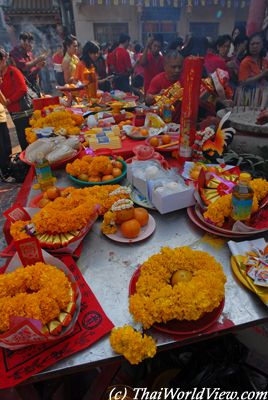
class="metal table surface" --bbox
[26,170,268,380]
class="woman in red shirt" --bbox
[0,47,30,150]
[239,32,268,87]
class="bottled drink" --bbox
[34,152,54,192]
[231,172,254,221]
[162,102,172,123]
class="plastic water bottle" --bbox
[231,172,254,221]
[34,152,54,192]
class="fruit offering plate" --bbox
[129,265,225,335]
[20,146,83,170]
[122,125,167,140]
[104,214,156,243]
[146,134,180,152]
[187,205,268,238]
[67,159,127,187]
[0,246,81,350]
[228,238,268,306]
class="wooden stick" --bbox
[157,140,180,149]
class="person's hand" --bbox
[106,75,114,81]
[145,93,155,106]
[37,54,46,63]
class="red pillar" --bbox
[246,0,267,36]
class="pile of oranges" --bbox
[66,155,124,183]
[38,187,62,208]
[149,134,172,148]
[116,207,149,239]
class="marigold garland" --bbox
[129,247,226,329]
[0,262,71,332]
[32,194,97,234]
[109,325,156,364]
[250,178,268,202]
[10,220,31,240]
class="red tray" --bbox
[20,146,83,170]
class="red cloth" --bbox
[10,45,40,83]
[143,52,164,93]
[0,255,114,389]
[113,47,131,74]
[0,65,27,113]
[52,53,64,64]
[204,53,229,74]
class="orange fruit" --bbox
[264,245,268,255]
[89,176,101,182]
[149,137,159,147]
[120,219,141,238]
[161,134,171,144]
[140,128,149,137]
[112,167,122,178]
[78,173,89,181]
[133,208,149,227]
[103,162,113,175]
[46,186,61,200]
[102,174,114,181]
[116,207,135,224]
[38,198,51,208]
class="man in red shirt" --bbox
[146,50,184,122]
[140,34,164,94]
[113,34,132,92]
[10,32,46,91]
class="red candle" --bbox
[179,56,204,159]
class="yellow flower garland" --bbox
[250,178,268,202]
[129,247,226,329]
[0,262,71,332]
[110,325,156,364]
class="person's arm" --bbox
[0,90,7,106]
[140,37,153,67]
[62,59,74,84]
[239,59,268,85]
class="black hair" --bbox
[233,33,248,47]
[232,24,246,38]
[134,43,142,53]
[152,33,163,46]
[118,33,130,44]
[168,37,184,50]
[181,36,208,57]
[164,49,184,62]
[19,32,34,41]
[132,74,144,88]
[246,32,266,58]
[215,35,232,49]
[80,41,100,68]
[63,34,77,54]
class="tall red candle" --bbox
[179,56,204,159]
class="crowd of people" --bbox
[0,24,268,183]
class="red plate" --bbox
[146,134,179,153]
[190,205,268,237]
[187,207,249,238]
[20,146,82,170]
[129,265,225,336]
